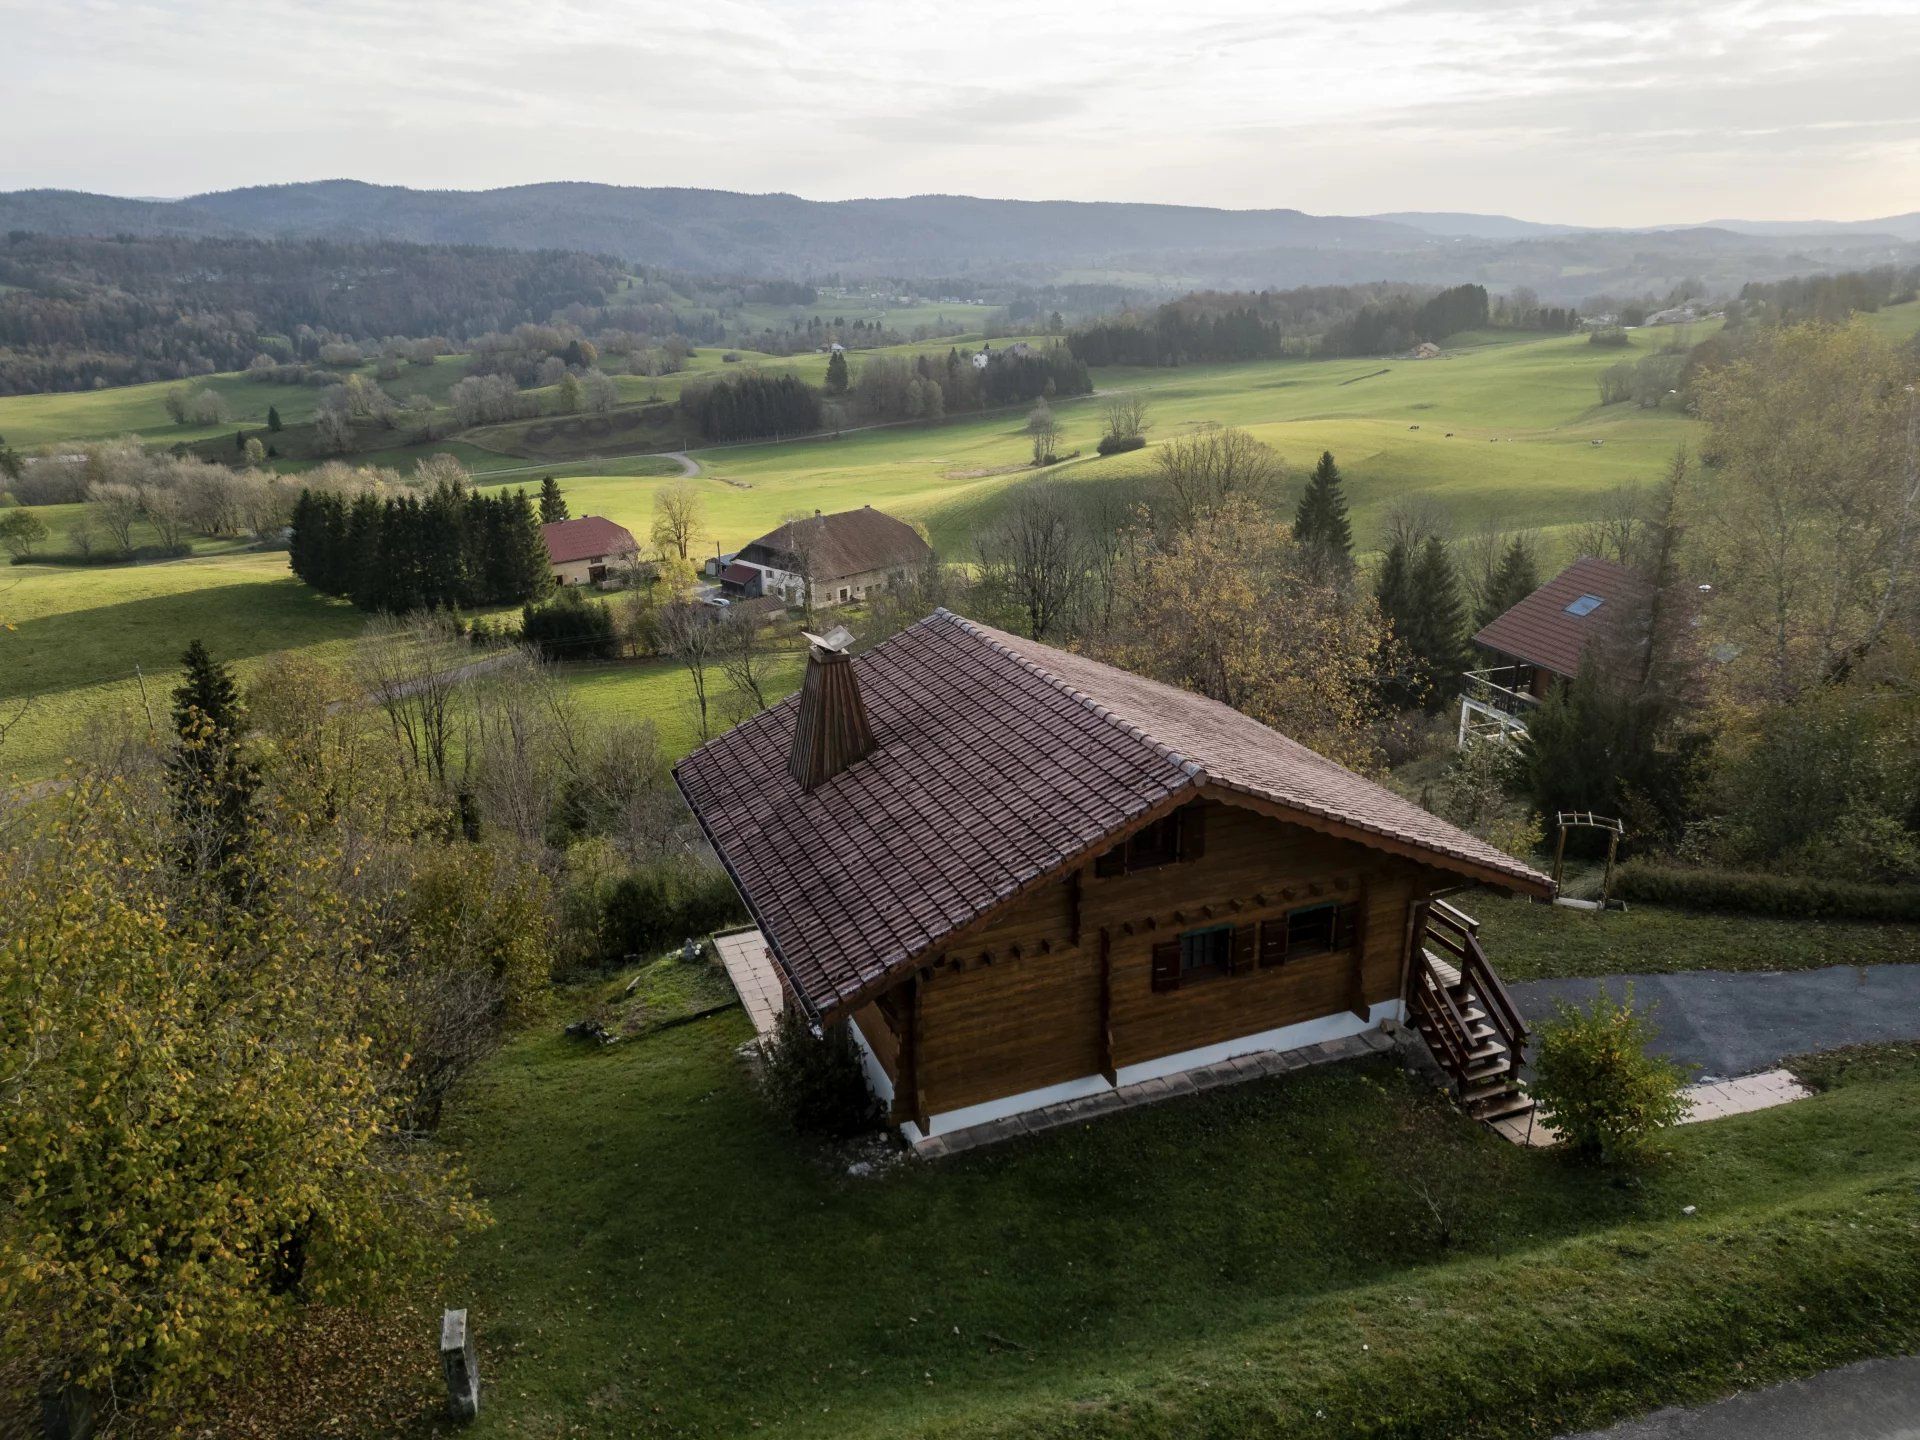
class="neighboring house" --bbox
[677,610,1550,1150]
[1459,555,1641,744]
[732,505,931,609]
[718,560,764,598]
[542,515,639,587]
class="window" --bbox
[1094,803,1205,878]
[1180,924,1233,978]
[1152,921,1254,992]
[1259,900,1361,966]
[1564,593,1605,617]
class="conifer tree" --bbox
[538,476,569,524]
[825,349,850,395]
[1292,450,1353,569]
[234,430,247,454]
[167,640,258,890]
[267,405,283,433]
[503,488,554,604]
[1407,536,1468,710]
[1475,535,1540,630]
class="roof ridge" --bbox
[932,609,1207,783]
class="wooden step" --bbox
[1464,1055,1513,1081]
[1468,1090,1537,1123]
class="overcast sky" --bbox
[4,0,1916,224]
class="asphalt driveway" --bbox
[1507,964,1920,1079]
[1560,1353,1920,1439]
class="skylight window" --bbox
[1565,594,1605,617]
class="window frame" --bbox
[1178,923,1235,981]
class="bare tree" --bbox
[1027,399,1061,465]
[1102,392,1149,443]
[1566,483,1644,567]
[86,482,145,556]
[465,649,580,848]
[1152,426,1285,533]
[659,599,721,740]
[353,612,474,789]
[651,481,706,562]
[979,482,1083,640]
[139,484,190,552]
[717,606,773,713]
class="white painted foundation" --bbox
[863,1000,1405,1144]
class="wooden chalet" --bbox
[677,611,1553,1147]
[1459,555,1641,744]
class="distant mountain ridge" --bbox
[2,181,1915,298]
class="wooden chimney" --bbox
[789,630,876,791]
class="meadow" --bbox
[5,306,1917,785]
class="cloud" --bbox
[0,0,1913,224]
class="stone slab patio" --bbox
[713,926,783,1040]
[1489,1067,1813,1147]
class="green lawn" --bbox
[439,968,1920,1439]
[0,553,370,781]
[1472,891,1920,981]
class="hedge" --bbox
[1614,861,1920,922]
[1096,433,1146,456]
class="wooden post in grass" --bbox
[441,1308,479,1421]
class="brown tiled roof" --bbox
[738,506,931,581]
[1473,555,1641,678]
[674,610,1552,1022]
[542,515,638,566]
[719,560,761,587]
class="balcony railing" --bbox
[1457,666,1538,746]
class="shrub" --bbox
[521,587,618,660]
[597,861,745,963]
[1096,433,1146,456]
[1614,862,1920,921]
[1532,989,1688,1164]
[1587,326,1631,348]
[759,1005,879,1137]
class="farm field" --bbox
[6,306,1917,784]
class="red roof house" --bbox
[541,516,639,585]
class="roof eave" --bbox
[1200,780,1555,900]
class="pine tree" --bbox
[538,476,569,524]
[234,430,247,454]
[267,405,283,433]
[1475,535,1540,630]
[503,489,554,604]
[167,640,258,890]
[1407,536,1468,711]
[1292,451,1353,569]
[825,350,850,395]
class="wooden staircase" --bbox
[1408,898,1535,1125]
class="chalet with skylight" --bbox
[1459,555,1642,744]
[676,610,1553,1152]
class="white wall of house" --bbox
[736,562,903,608]
[551,550,636,587]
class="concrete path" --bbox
[1490,1066,1812,1146]
[1508,965,1920,1079]
[1560,1353,1920,1439]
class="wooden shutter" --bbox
[1177,802,1206,861]
[1332,901,1362,950]
[1095,845,1126,879]
[1230,923,1257,974]
[1150,939,1182,993]
[1258,917,1288,967]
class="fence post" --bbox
[441,1308,479,1421]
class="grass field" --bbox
[7,305,1917,784]
[0,354,472,450]
[435,955,1920,1438]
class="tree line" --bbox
[0,232,628,394]
[288,480,553,612]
